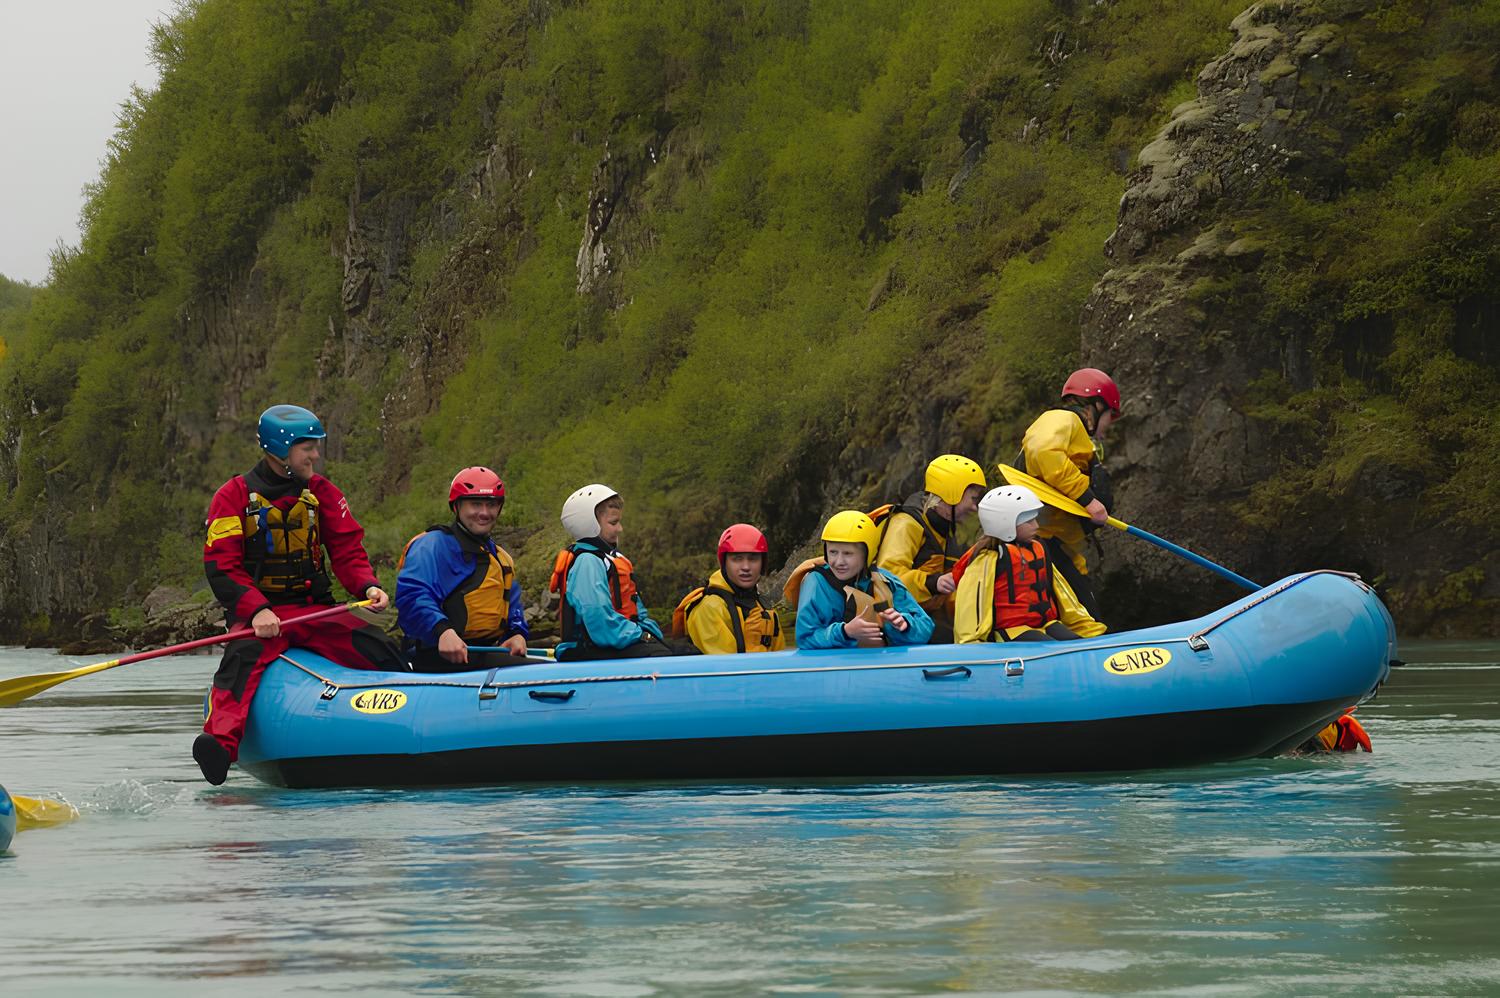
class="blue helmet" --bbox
[257,404,326,459]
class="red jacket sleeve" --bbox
[203,476,270,623]
[309,476,380,599]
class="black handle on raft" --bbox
[922,666,972,680]
[528,689,576,702]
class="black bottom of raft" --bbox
[240,699,1347,789]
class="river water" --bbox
[2,640,1497,995]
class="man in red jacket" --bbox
[196,404,404,785]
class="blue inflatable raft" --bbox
[237,571,1395,789]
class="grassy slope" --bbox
[0,0,1495,636]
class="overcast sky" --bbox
[1,0,173,284]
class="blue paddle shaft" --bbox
[1123,524,1260,591]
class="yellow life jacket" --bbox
[783,557,895,648]
[397,524,517,642]
[243,487,324,596]
[672,572,782,653]
[954,549,999,644]
[869,493,955,575]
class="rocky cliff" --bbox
[1083,0,1499,631]
[1,0,1495,651]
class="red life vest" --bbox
[549,544,639,645]
[993,540,1058,631]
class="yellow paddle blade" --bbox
[995,463,1128,531]
[14,795,80,830]
[0,659,122,708]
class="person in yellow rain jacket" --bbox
[1018,368,1120,626]
[952,485,1103,642]
[874,455,987,643]
[672,523,786,654]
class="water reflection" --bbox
[2,649,1498,994]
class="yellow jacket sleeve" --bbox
[1022,409,1096,503]
[953,550,998,644]
[875,512,938,603]
[685,594,743,655]
[1053,571,1107,638]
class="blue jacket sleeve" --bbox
[880,569,934,645]
[504,576,530,639]
[795,574,856,650]
[634,595,664,641]
[394,533,455,646]
[567,556,646,649]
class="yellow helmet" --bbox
[924,454,987,506]
[821,510,879,566]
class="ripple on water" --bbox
[82,779,187,815]
[4,648,1500,994]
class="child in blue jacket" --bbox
[784,510,934,649]
[549,483,672,662]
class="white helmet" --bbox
[561,483,620,540]
[977,486,1044,543]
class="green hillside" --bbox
[1,0,1496,641]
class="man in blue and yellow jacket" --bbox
[396,467,529,671]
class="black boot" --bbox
[193,733,231,786]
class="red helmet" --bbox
[717,523,769,570]
[448,466,505,505]
[1061,368,1121,413]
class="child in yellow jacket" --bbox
[673,524,785,654]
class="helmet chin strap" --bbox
[452,513,484,543]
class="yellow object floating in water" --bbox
[14,794,79,830]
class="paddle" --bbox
[996,463,1260,591]
[0,599,373,708]
[466,645,556,662]
[13,794,80,830]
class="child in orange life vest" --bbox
[673,523,786,654]
[785,511,934,649]
[952,485,1103,643]
[550,484,672,662]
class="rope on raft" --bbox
[278,570,1371,699]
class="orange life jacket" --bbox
[549,544,639,645]
[1312,710,1372,752]
[993,540,1058,632]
